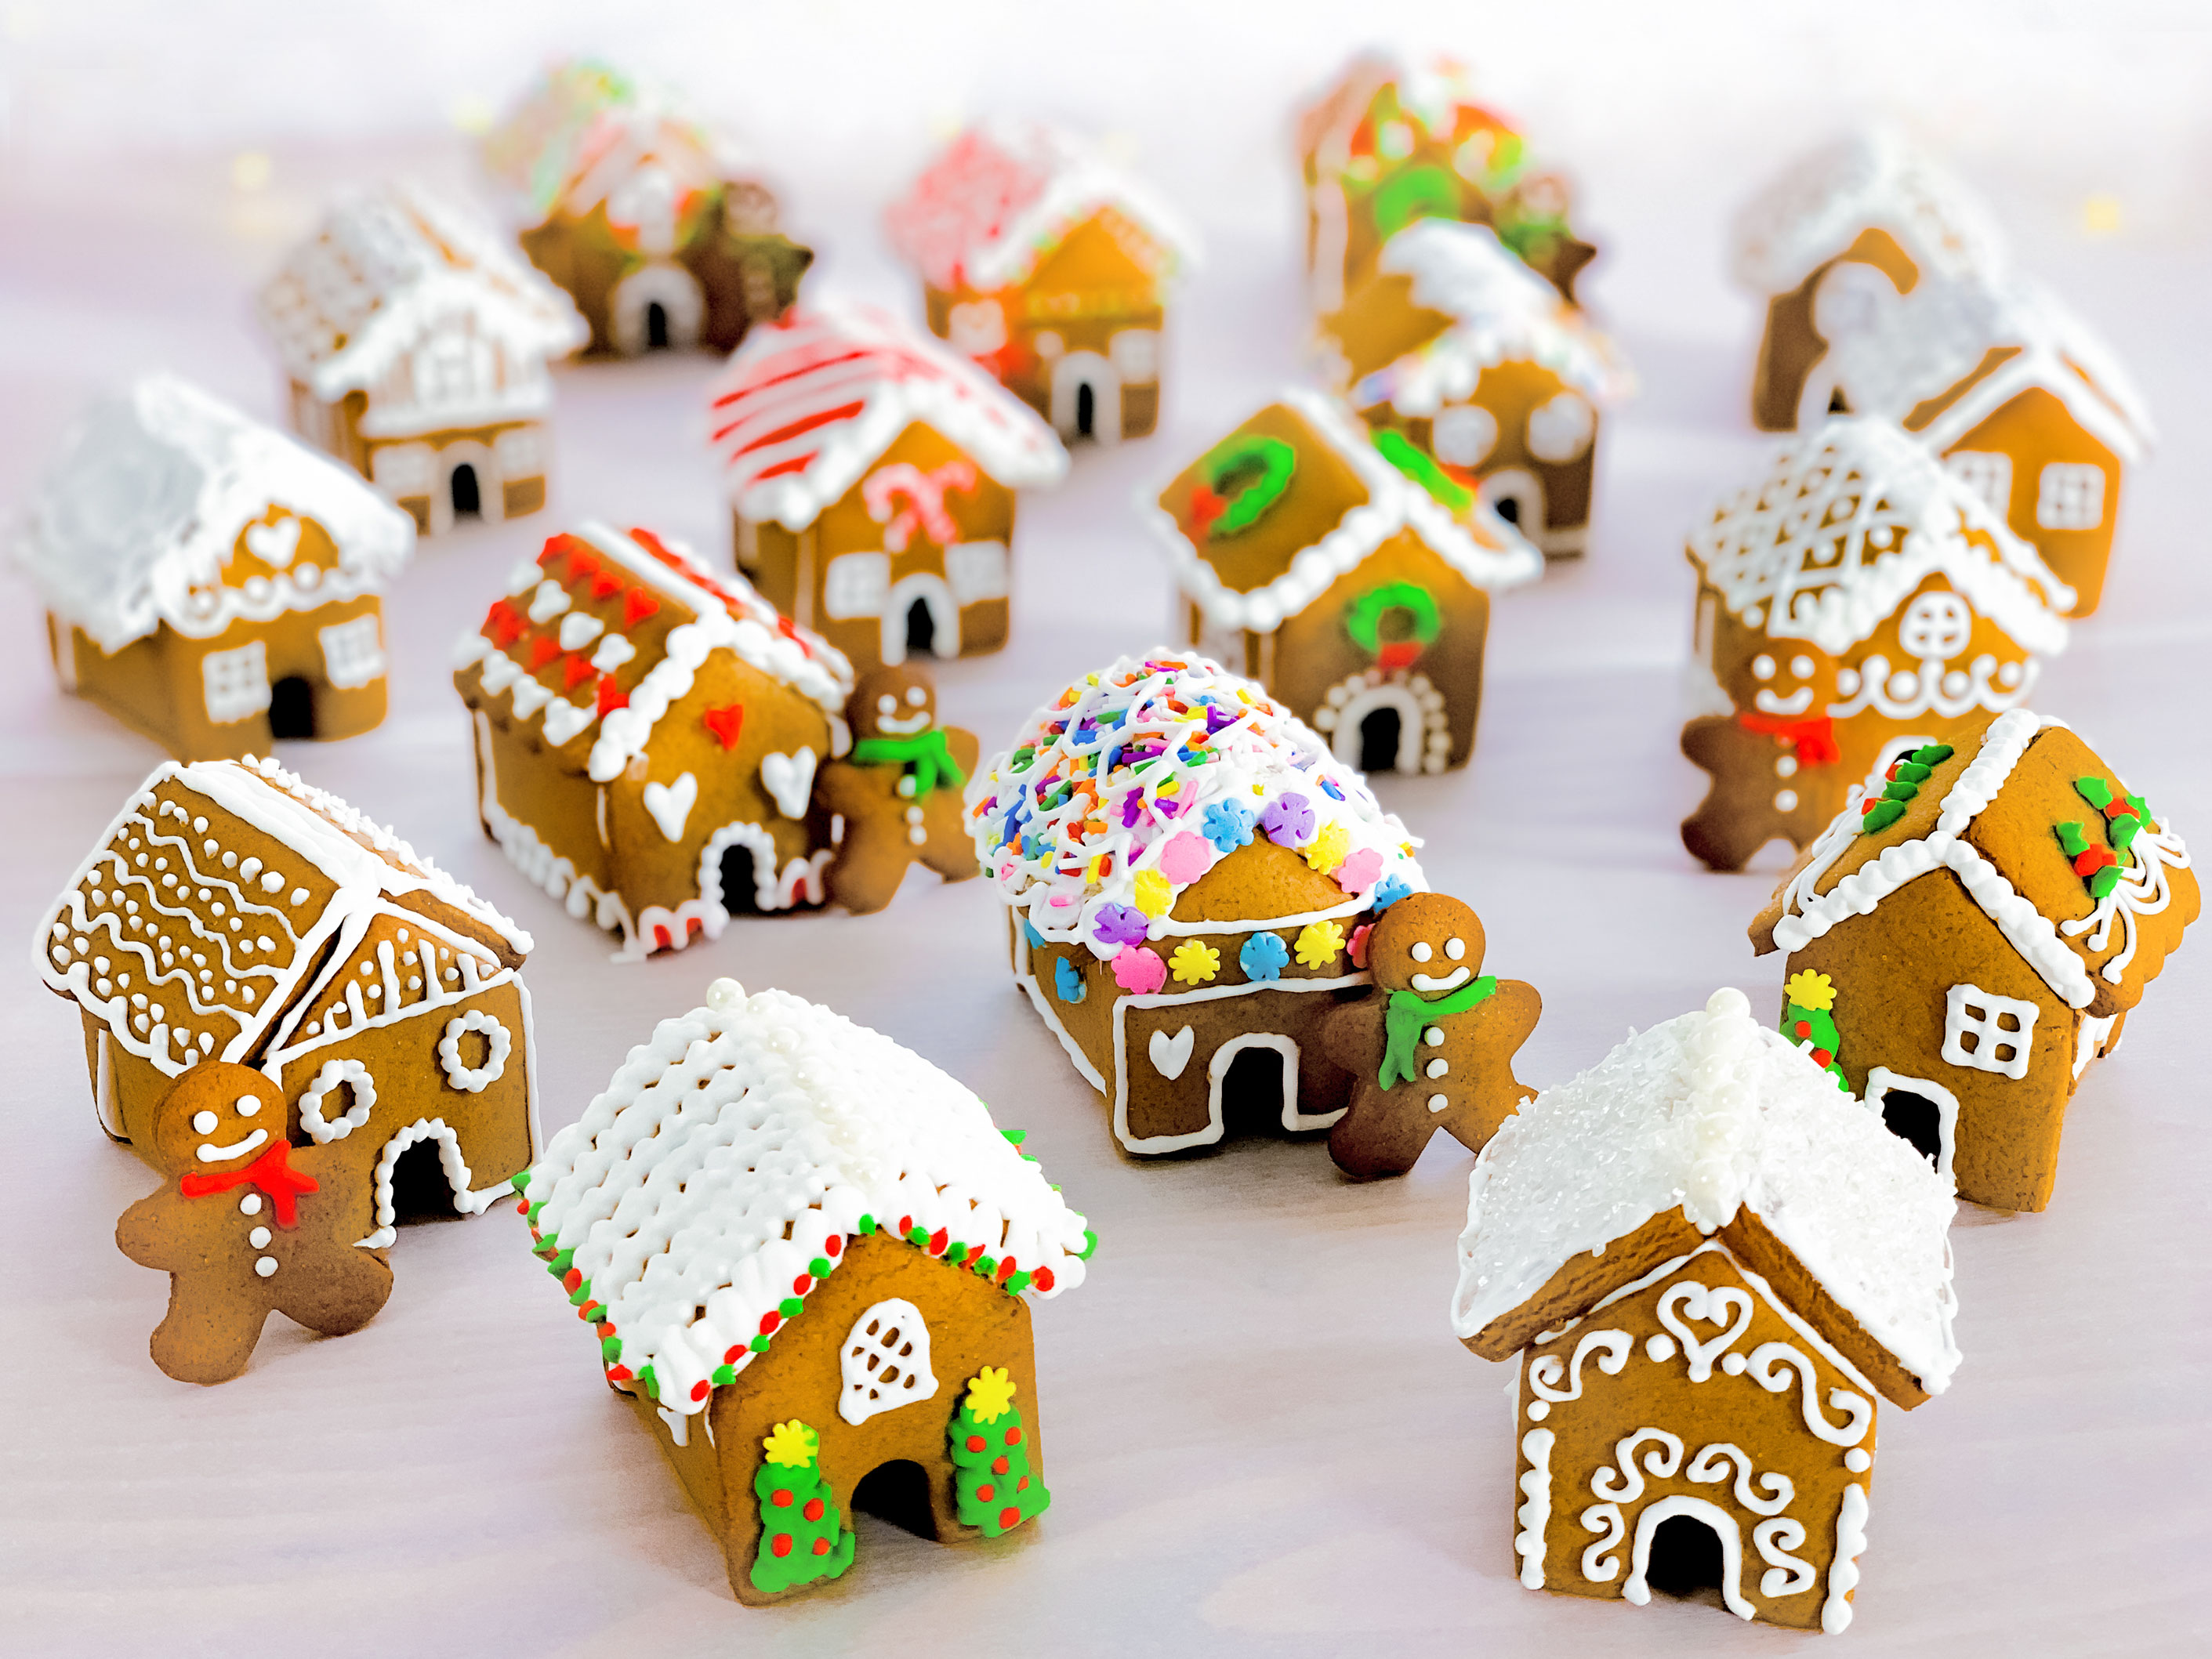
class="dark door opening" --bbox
[646,300,670,350]
[1358,708,1403,773]
[450,462,482,520]
[268,676,316,739]
[1075,381,1096,437]
[1880,1088,1945,1169]
[1492,495,1521,526]
[1643,1515,1728,1602]
[851,1458,937,1540]
[719,847,761,916]
[905,598,937,657]
[386,1137,461,1226]
[1827,386,1851,414]
[1217,1045,1285,1139]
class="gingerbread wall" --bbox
[1750,226,1920,432]
[1940,384,2123,615]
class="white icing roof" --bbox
[1688,415,2074,656]
[8,375,414,653]
[1144,386,1543,634]
[883,117,1200,293]
[705,301,1068,531]
[1451,988,1961,1395]
[522,981,1091,1418]
[1731,126,2009,295]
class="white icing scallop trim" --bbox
[438,1010,512,1092]
[1514,1428,1554,1589]
[297,1057,375,1143]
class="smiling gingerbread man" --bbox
[1321,893,1541,1179]
[116,1063,392,1384]
[1681,632,1846,872]
[816,665,981,914]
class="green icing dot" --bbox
[778,1297,804,1318]
[711,1364,736,1386]
[638,1365,658,1400]
[749,1334,771,1353]
[857,1215,876,1235]
[1910,744,1954,766]
[601,1335,622,1360]
[1077,1228,1100,1261]
[1860,799,1906,835]
[808,1257,832,1277]
[908,1226,930,1247]
[511,1168,531,1193]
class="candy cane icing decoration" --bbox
[864,460,977,552]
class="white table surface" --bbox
[2,15,2209,1654]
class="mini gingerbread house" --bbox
[884,118,1199,444]
[454,523,854,958]
[1452,987,1960,1635]
[518,978,1093,1605]
[1753,710,2198,1212]
[258,181,589,534]
[482,60,812,358]
[9,375,415,759]
[1732,127,2008,434]
[1680,415,2074,871]
[964,652,1430,1155]
[1296,52,1596,316]
[710,302,1068,672]
[1144,389,1539,777]
[37,755,538,1246]
[1322,219,1633,557]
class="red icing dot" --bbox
[1032,1266,1055,1293]
[1793,1020,1811,1039]
[792,1274,811,1295]
[999,1506,1021,1529]
[690,1381,709,1401]
[1812,1049,1834,1068]
[977,1483,995,1501]
[927,1227,948,1255]
[811,1537,831,1556]
[966,1435,986,1452]
[771,1534,792,1557]
[725,1346,745,1364]
[1006,1427,1023,1446]
[992,1455,1010,1475]
[607,1365,632,1382]
[760,1311,781,1335]
[897,1215,912,1237]
[1017,1476,1028,1491]
[803,1498,824,1521]
[771,1489,793,1508]
[825,1236,842,1257]
[562,1268,582,1292]
[515,1199,528,1215]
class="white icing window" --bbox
[1945,451,2013,517]
[318,615,387,690]
[201,640,271,724]
[371,440,436,494]
[945,540,1010,604]
[495,424,542,476]
[1431,404,1498,469]
[2036,462,2105,531]
[837,1299,937,1425]
[1942,983,2040,1080]
[1108,327,1160,382]
[1525,391,1595,464]
[822,552,890,620]
[414,328,493,408]
[1898,591,1973,661]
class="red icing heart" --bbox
[624,587,661,627]
[590,570,622,599]
[563,654,595,690]
[528,636,561,669]
[566,550,600,586]
[702,704,745,751]
[596,676,629,715]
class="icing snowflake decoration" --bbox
[963,652,1426,958]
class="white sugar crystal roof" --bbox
[8,375,414,652]
[1688,415,2073,656]
[523,982,1091,1418]
[1451,989,1961,1395]
[1731,125,2009,295]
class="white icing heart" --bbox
[642,773,698,842]
[559,611,604,650]
[760,748,818,820]
[1148,1025,1195,1081]
[1655,1280,1755,1382]
[245,516,301,568]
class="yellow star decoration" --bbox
[1294,919,1346,969]
[762,1420,818,1469]
[1304,821,1351,874]
[1133,868,1173,918]
[1168,940,1220,985]
[965,1366,1018,1424]
[1782,969,1837,1012]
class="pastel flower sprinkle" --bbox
[1371,874,1414,911]
[1111,945,1167,994]
[1348,922,1373,969]
[1334,846,1383,897]
[1261,793,1316,848]
[1168,940,1220,985]
[1238,932,1289,981]
[1093,904,1148,947]
[1157,832,1212,884]
[1304,821,1351,874]
[1294,919,1346,969]
[1133,868,1173,918]
[1202,799,1254,853]
[1053,956,1087,1003]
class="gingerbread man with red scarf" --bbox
[1681,636,1846,872]
[117,1063,390,1384]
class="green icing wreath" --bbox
[1194,434,1296,537]
[1345,581,1441,662]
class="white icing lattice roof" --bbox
[522,981,1092,1418]
[8,375,414,653]
[1451,988,1961,1395]
[1687,415,2073,656]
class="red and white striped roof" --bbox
[705,301,1067,531]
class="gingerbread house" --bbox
[36,755,538,1246]
[257,181,589,534]
[1753,710,2198,1212]
[964,652,1429,1154]
[884,118,1198,444]
[483,60,812,357]
[454,523,854,959]
[710,302,1068,672]
[1452,988,1960,1634]
[1680,415,2074,871]
[518,978,1093,1605]
[1322,219,1633,557]
[9,374,414,759]
[1296,52,1597,316]
[1144,389,1540,777]
[1732,127,2008,434]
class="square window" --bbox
[318,614,387,690]
[2036,462,2105,531]
[945,540,1010,605]
[1941,983,2040,1080]
[822,552,890,620]
[1945,450,2013,519]
[201,640,271,725]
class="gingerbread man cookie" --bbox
[816,665,981,915]
[115,1063,391,1384]
[1681,640,1846,871]
[1321,893,1540,1179]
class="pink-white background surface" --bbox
[1,5,2207,1654]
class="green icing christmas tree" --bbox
[1781,969,1848,1088]
[750,1420,855,1595]
[948,1367,1050,1538]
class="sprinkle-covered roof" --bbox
[964,652,1427,958]
[520,979,1093,1421]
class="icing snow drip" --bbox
[521,980,1091,1417]
[963,651,1426,956]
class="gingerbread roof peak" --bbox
[1298,51,1510,176]
[1688,415,2073,657]
[706,300,1068,531]
[1144,387,1541,634]
[884,117,1200,295]
[1452,987,1961,1396]
[521,980,1092,1421]
[964,650,1427,956]
[8,374,415,654]
[1731,125,2009,295]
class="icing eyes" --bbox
[235,1095,261,1117]
[1791,655,1815,679]
[1410,942,1434,962]
[1445,937,1466,960]
[191,1110,218,1133]
[1751,654,1776,680]
[876,695,897,715]
[906,686,928,706]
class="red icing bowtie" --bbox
[179,1139,319,1228]
[1736,711,1840,767]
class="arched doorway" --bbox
[1325,682,1426,775]
[1207,1034,1301,1136]
[431,440,502,534]
[1478,466,1545,536]
[267,675,316,739]
[646,301,670,350]
[450,463,482,520]
[905,598,936,657]
[1358,707,1402,773]
[1623,1496,1753,1619]
[851,1458,938,1540]
[880,574,959,665]
[719,846,760,917]
[1049,351,1121,444]
[610,262,705,356]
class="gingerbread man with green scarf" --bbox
[1319,893,1541,1178]
[817,665,982,914]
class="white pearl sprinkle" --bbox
[254,1256,278,1277]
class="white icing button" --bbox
[248,1226,272,1248]
[1844,1448,1872,1473]
[1525,1400,1550,1422]
[239,1194,263,1215]
[1427,1093,1449,1113]
[1646,1334,1677,1363]
[191,1110,217,1133]
[1775,754,1798,778]
[1774,788,1799,813]
[1426,1057,1449,1078]
[1423,1026,1444,1045]
[254,1256,278,1277]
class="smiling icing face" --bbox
[1713,611,1838,718]
[1368,893,1486,998]
[850,665,937,741]
[150,1063,284,1177]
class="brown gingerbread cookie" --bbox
[1681,712,1851,871]
[1321,893,1540,1178]
[817,666,981,915]
[115,1063,391,1384]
